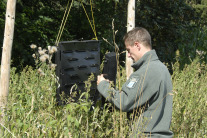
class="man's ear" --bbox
[134,42,141,50]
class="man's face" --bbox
[125,42,140,63]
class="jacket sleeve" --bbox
[97,75,158,112]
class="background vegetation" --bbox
[0,0,207,137]
[1,0,207,68]
[1,56,206,137]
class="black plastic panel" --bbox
[55,40,100,104]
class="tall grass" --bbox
[1,62,130,137]
[171,58,207,137]
[1,33,207,137]
[0,55,206,137]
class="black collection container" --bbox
[102,52,117,84]
[55,40,100,104]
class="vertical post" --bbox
[126,0,135,79]
[0,0,16,110]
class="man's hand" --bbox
[97,74,109,85]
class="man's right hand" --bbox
[97,74,109,85]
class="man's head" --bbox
[123,27,152,62]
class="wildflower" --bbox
[40,55,47,62]
[37,68,43,74]
[38,49,47,55]
[43,54,49,60]
[50,63,57,69]
[40,72,45,76]
[48,46,52,54]
[48,46,51,51]
[52,46,57,52]
[38,50,44,55]
[38,68,45,76]
[38,47,42,50]
[49,46,57,54]
[43,49,47,52]
[32,54,36,58]
[30,44,37,49]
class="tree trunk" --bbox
[0,0,16,121]
[126,0,135,79]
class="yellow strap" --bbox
[56,0,98,46]
[55,0,70,45]
[81,0,98,40]
[55,0,74,46]
[90,0,97,40]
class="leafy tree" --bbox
[176,0,207,66]
[0,0,202,70]
[135,0,195,68]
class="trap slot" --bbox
[78,65,87,70]
[86,72,96,76]
[76,50,86,52]
[67,58,78,62]
[64,83,75,87]
[85,57,95,60]
[64,67,74,71]
[90,48,98,51]
[70,74,80,80]
[78,82,85,85]
[90,64,99,67]
[63,50,73,53]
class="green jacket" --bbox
[97,50,173,137]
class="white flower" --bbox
[38,49,47,55]
[38,47,42,50]
[40,55,47,62]
[48,46,51,51]
[43,54,49,60]
[38,50,45,55]
[30,44,37,49]
[40,72,45,76]
[38,68,45,76]
[50,63,57,69]
[49,46,57,54]
[32,54,36,58]
[38,68,43,73]
[43,49,47,52]
[52,46,57,52]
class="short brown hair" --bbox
[123,27,152,49]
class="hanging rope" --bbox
[55,0,74,46]
[81,0,98,40]
[90,0,97,40]
[55,0,98,46]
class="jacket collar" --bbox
[131,50,158,70]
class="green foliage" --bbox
[176,26,207,69]
[171,58,207,137]
[1,0,199,69]
[0,56,206,137]
[1,62,131,137]
[1,0,207,136]
[136,0,195,66]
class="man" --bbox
[97,27,173,137]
